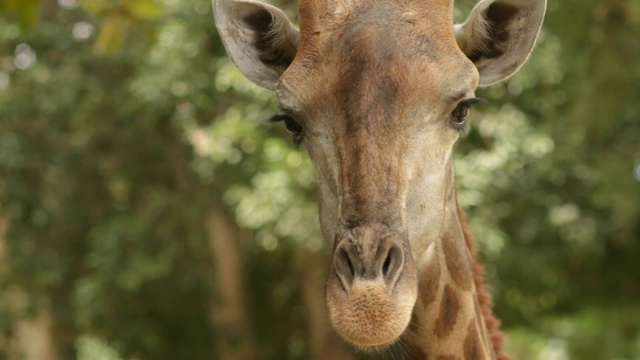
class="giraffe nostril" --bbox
[346,253,354,278]
[333,234,405,290]
[334,245,357,289]
[382,250,393,277]
[381,244,403,287]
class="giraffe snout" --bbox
[333,236,404,291]
[326,226,418,350]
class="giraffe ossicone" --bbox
[213,0,546,358]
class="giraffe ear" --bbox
[213,0,299,90]
[454,0,547,86]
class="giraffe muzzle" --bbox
[326,226,418,350]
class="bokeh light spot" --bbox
[58,0,77,9]
[73,22,94,40]
[14,44,37,70]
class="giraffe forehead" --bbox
[280,0,473,115]
[295,0,458,64]
[297,0,455,29]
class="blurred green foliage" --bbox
[0,0,41,32]
[0,0,639,359]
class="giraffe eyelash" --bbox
[268,112,305,146]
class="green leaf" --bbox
[0,0,40,32]
[17,0,39,32]
[127,0,163,20]
[79,0,115,14]
[0,0,18,14]
[78,0,103,13]
[93,13,127,55]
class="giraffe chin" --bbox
[327,279,417,352]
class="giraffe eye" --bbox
[268,113,304,144]
[451,105,470,126]
[450,98,485,131]
[283,117,303,135]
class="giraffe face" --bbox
[214,0,546,351]
[273,2,479,348]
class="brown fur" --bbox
[443,225,474,290]
[458,210,512,360]
[433,285,461,339]
[417,246,441,306]
[464,319,482,360]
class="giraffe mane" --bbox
[458,209,513,360]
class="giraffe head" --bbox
[213,0,546,351]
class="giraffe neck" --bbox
[401,207,497,360]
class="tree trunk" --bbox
[14,311,62,360]
[205,207,256,360]
[0,213,62,360]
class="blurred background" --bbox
[0,0,638,359]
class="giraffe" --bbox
[212,0,546,358]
